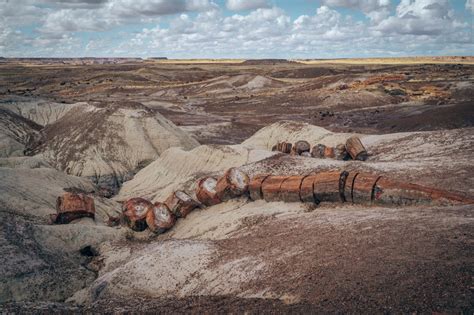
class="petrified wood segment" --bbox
[312,171,344,203]
[343,172,359,203]
[294,140,311,155]
[277,142,292,154]
[300,174,318,202]
[54,192,95,224]
[335,144,348,160]
[311,144,326,158]
[279,175,305,202]
[146,202,176,234]
[323,146,335,159]
[346,136,368,161]
[352,173,380,204]
[249,174,271,201]
[122,197,152,231]
[215,168,250,201]
[165,190,199,218]
[196,177,221,206]
[262,176,289,202]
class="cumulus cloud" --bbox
[226,0,270,11]
[466,0,474,13]
[320,0,391,22]
[375,0,461,35]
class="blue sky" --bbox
[1,0,473,58]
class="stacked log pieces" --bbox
[165,190,200,218]
[215,167,250,201]
[262,176,289,202]
[345,136,368,161]
[311,144,326,158]
[146,202,176,234]
[196,177,221,206]
[249,174,271,201]
[312,171,344,203]
[122,198,152,231]
[53,192,95,224]
[279,176,305,202]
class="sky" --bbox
[0,0,473,58]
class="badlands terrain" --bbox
[0,57,473,313]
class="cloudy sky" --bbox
[1,0,473,58]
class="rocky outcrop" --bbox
[29,101,199,192]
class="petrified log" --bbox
[372,178,474,206]
[294,140,311,155]
[165,190,199,218]
[311,144,326,158]
[312,171,344,203]
[122,197,152,231]
[53,192,95,224]
[277,142,292,154]
[342,172,359,203]
[215,168,250,201]
[300,174,318,202]
[279,175,305,202]
[323,146,335,159]
[352,173,380,204]
[146,202,176,234]
[335,144,349,160]
[262,175,289,202]
[345,136,368,161]
[271,144,277,151]
[249,174,271,201]
[196,177,221,206]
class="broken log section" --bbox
[215,167,250,201]
[345,136,368,161]
[122,197,152,231]
[165,190,199,218]
[146,202,176,234]
[53,192,95,224]
[249,174,271,201]
[196,177,221,206]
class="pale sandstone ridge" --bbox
[30,101,199,189]
[0,108,41,157]
[117,144,274,202]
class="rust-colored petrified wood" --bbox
[279,175,305,202]
[146,202,176,234]
[165,190,200,218]
[196,177,221,206]
[122,197,152,231]
[215,168,250,201]
[261,175,289,202]
[53,192,95,224]
[342,172,359,203]
[311,144,326,158]
[300,174,318,202]
[345,136,368,161]
[249,174,271,201]
[373,178,474,206]
[312,171,345,203]
[277,142,292,154]
[335,144,349,160]
[323,146,335,159]
[352,173,381,204]
[294,140,311,155]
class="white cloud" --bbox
[466,0,474,13]
[320,0,391,22]
[226,0,270,11]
